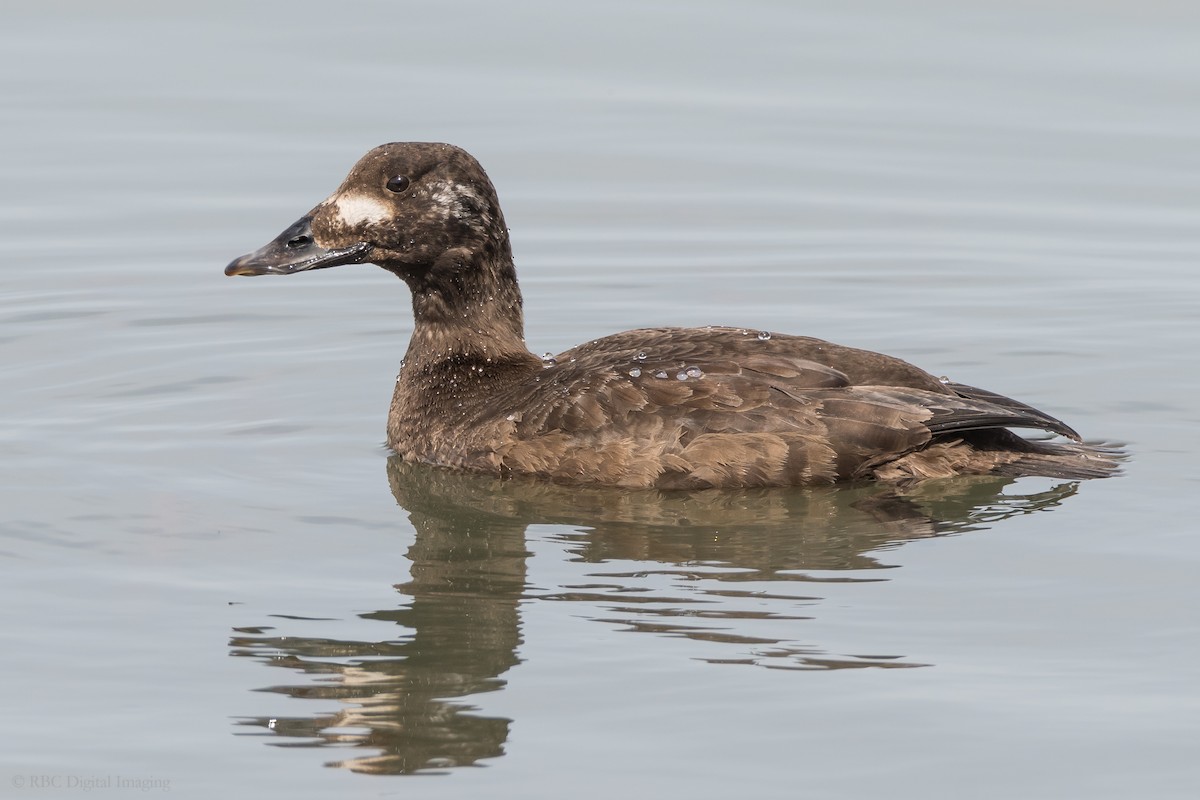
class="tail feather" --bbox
[870,429,1125,483]
[990,437,1126,480]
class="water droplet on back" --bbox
[685,366,703,378]
[757,331,772,341]
[628,367,642,378]
[541,352,557,367]
[654,370,668,380]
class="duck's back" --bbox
[390,326,1114,489]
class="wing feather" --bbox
[479,327,1090,487]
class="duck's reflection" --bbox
[231,458,1079,773]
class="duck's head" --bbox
[225,142,510,285]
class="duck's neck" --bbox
[400,247,535,369]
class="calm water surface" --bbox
[3,1,1199,798]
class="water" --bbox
[3,1,1199,797]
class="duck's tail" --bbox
[988,435,1126,481]
[872,430,1126,483]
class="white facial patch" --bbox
[333,193,392,227]
[428,181,489,226]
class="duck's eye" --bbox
[385,175,411,193]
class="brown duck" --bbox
[226,142,1119,489]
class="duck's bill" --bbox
[224,215,371,276]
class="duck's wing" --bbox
[941,381,1082,441]
[491,328,1081,487]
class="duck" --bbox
[225,142,1120,489]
